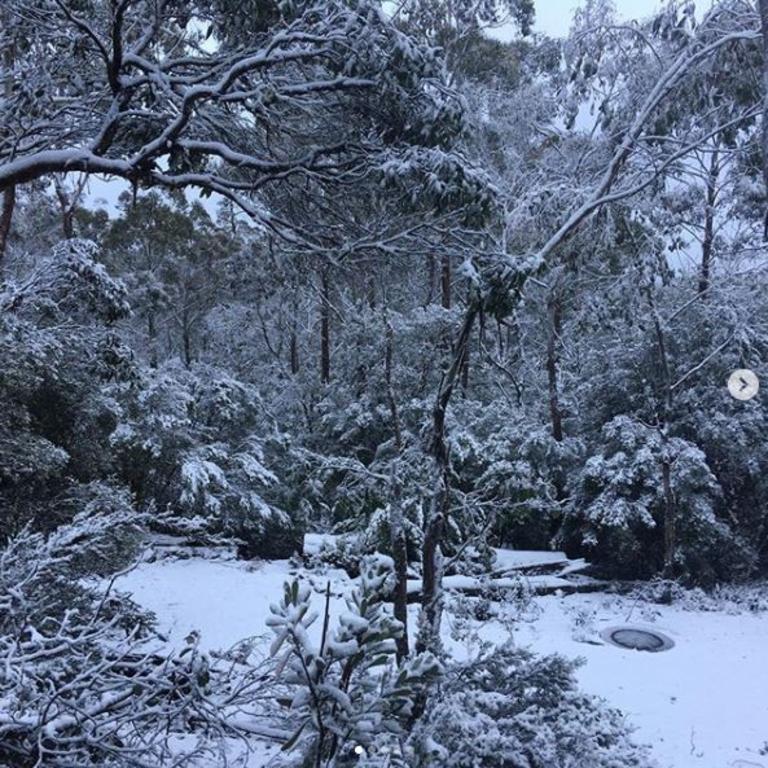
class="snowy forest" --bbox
[1,0,768,765]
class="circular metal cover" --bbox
[601,625,674,652]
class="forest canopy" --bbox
[1,1,768,766]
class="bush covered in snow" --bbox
[267,556,440,766]
[0,511,277,767]
[111,361,302,558]
[409,644,652,768]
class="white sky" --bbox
[523,0,664,39]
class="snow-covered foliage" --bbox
[410,644,652,768]
[267,556,439,765]
[112,361,296,556]
[564,415,738,580]
[0,513,287,767]
[2,0,768,763]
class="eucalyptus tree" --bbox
[406,0,768,650]
[0,0,468,240]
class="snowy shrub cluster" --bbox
[410,645,652,768]
[565,415,737,580]
[111,361,299,558]
[0,240,135,540]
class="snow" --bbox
[406,573,576,594]
[303,532,343,555]
[117,557,350,652]
[512,594,768,768]
[117,556,768,768]
[492,548,571,570]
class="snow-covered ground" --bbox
[117,554,768,768]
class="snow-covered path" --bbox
[117,557,768,768]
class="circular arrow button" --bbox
[727,369,759,401]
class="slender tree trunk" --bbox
[661,438,676,577]
[648,290,677,577]
[62,209,75,239]
[183,325,192,368]
[290,330,299,375]
[320,267,331,383]
[760,0,768,236]
[389,490,409,662]
[148,312,158,368]
[180,294,194,368]
[0,29,15,264]
[698,148,719,295]
[440,253,451,309]
[0,186,14,263]
[546,280,564,442]
[54,175,86,240]
[288,292,300,374]
[383,310,409,661]
[460,335,470,394]
[417,304,478,655]
[425,253,436,305]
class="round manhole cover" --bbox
[601,625,674,652]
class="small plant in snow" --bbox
[565,602,600,644]
[267,555,440,766]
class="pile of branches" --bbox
[0,516,281,767]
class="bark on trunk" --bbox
[661,441,676,577]
[0,32,15,263]
[760,0,768,237]
[440,253,451,309]
[648,290,677,577]
[0,186,14,263]
[290,330,299,375]
[546,282,564,443]
[384,311,409,661]
[182,318,192,368]
[148,312,158,368]
[425,253,436,306]
[417,304,478,655]
[320,268,331,384]
[698,148,719,295]
[389,476,410,663]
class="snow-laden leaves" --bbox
[267,555,440,765]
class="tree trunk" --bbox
[290,330,299,375]
[417,304,478,655]
[698,148,719,295]
[648,290,677,577]
[320,267,331,383]
[389,475,410,663]
[62,209,75,240]
[661,438,676,578]
[460,321,471,395]
[760,0,768,236]
[182,321,192,368]
[0,186,14,263]
[425,253,436,305]
[0,29,14,264]
[383,310,409,661]
[148,312,158,368]
[180,297,194,368]
[54,175,86,240]
[440,253,451,309]
[546,279,564,442]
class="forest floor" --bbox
[115,543,768,768]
